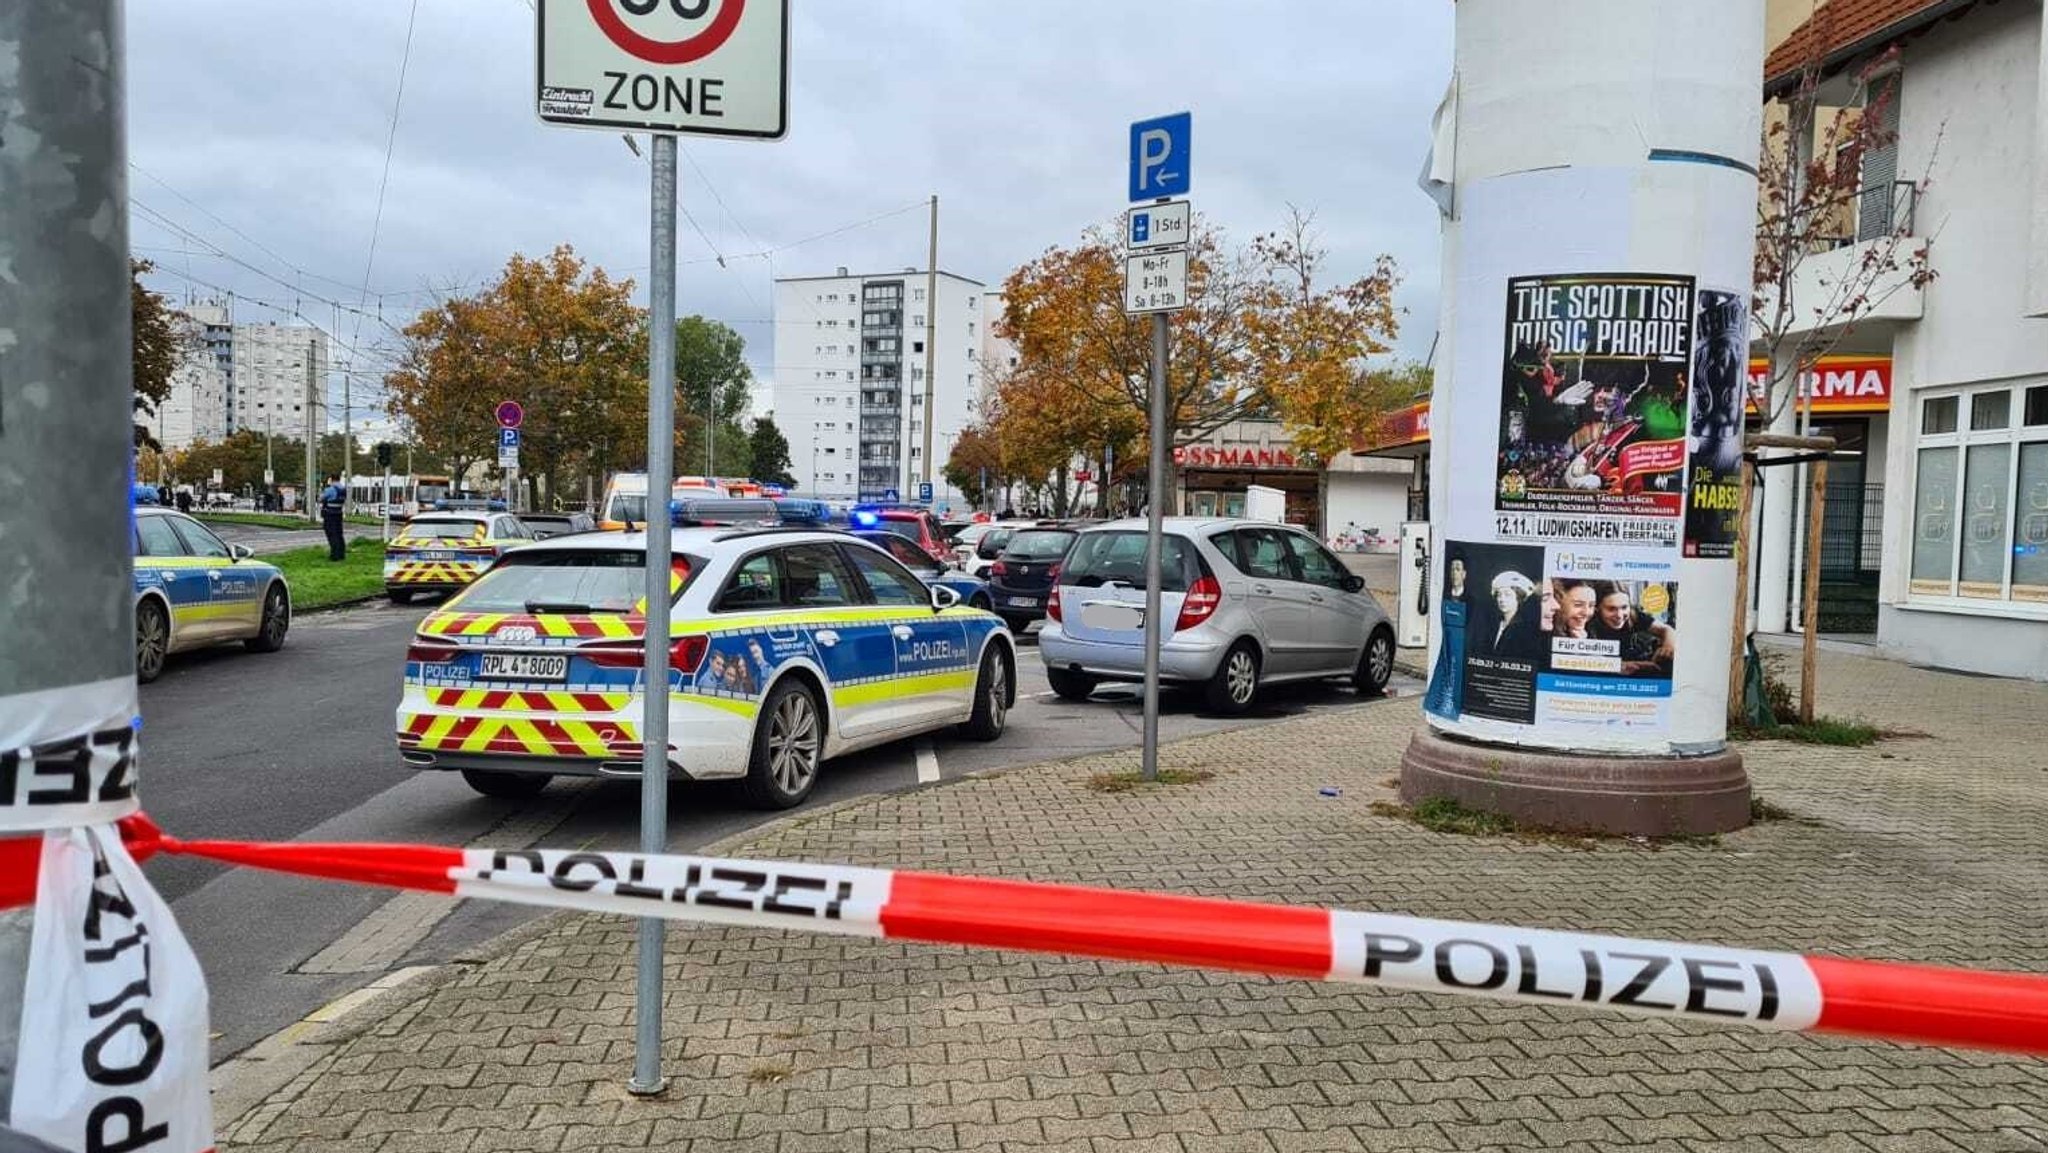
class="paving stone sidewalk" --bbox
[221,648,2048,1152]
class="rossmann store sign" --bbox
[1745,356,1892,414]
[1172,445,1304,469]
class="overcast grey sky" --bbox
[128,1,1452,416]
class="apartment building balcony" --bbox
[1759,181,1925,342]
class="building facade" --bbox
[771,268,989,506]
[1763,0,2048,677]
[228,321,329,441]
[152,358,229,450]
[173,303,329,444]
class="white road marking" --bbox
[915,738,941,784]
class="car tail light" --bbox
[1046,585,1062,623]
[405,638,461,664]
[990,560,1008,579]
[669,634,708,673]
[1175,575,1222,632]
[578,635,708,672]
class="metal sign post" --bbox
[1141,315,1169,782]
[1123,113,1191,783]
[537,0,790,1097]
[634,135,678,1097]
[498,426,522,513]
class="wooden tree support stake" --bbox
[1728,457,1757,723]
[1800,458,1829,725]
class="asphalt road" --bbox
[139,597,1419,1063]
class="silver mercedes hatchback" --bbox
[1035,517,1396,713]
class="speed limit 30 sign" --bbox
[538,0,789,139]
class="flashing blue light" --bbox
[852,510,880,527]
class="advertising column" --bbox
[1402,0,1761,835]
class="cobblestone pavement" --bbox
[221,647,2048,1152]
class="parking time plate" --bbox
[479,653,568,681]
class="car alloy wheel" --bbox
[1369,633,1393,685]
[249,585,290,652]
[986,654,1008,730]
[1225,647,1257,705]
[768,690,820,796]
[136,602,168,682]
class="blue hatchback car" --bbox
[849,530,993,612]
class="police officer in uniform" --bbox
[320,474,347,561]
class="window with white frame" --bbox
[1908,383,2048,603]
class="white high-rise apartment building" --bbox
[172,304,331,442]
[772,267,989,506]
[151,358,228,450]
[228,320,329,441]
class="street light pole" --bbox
[0,0,142,1114]
[303,344,317,521]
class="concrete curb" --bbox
[298,593,389,616]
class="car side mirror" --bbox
[977,540,1003,559]
[930,584,960,612]
[229,543,255,562]
[1342,573,1366,594]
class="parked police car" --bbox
[396,527,1015,808]
[133,507,292,682]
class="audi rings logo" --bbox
[495,625,540,644]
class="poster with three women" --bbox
[1424,542,1678,733]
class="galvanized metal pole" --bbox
[922,195,939,494]
[1141,314,1168,781]
[0,0,133,1115]
[629,133,679,1097]
[304,344,317,520]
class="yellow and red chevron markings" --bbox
[398,712,639,758]
[420,688,631,712]
[420,612,640,640]
[388,561,483,586]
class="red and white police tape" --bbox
[9,813,2048,1059]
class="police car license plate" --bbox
[417,550,456,561]
[1006,595,1039,608]
[479,653,568,681]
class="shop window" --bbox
[1971,391,2011,431]
[1908,447,1957,595]
[1907,383,2048,605]
[1958,444,2011,597]
[2013,443,2048,602]
[1922,396,1958,434]
[2025,385,2048,427]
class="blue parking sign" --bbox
[499,427,521,449]
[918,481,933,503]
[1129,112,1191,201]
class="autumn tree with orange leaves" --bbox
[386,245,646,504]
[991,209,1400,507]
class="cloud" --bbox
[129,1,1451,410]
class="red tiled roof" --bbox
[1764,0,1965,85]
